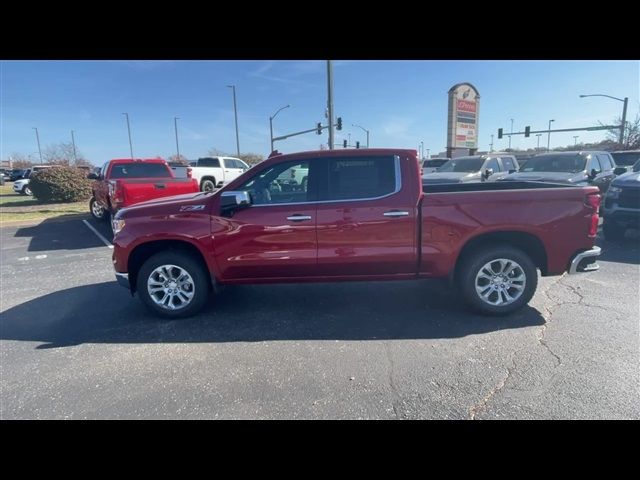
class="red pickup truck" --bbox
[88,158,199,221]
[111,149,602,318]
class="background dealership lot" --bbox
[1,216,638,419]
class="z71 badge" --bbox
[180,205,206,212]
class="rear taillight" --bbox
[187,167,192,179]
[109,180,124,206]
[586,193,601,237]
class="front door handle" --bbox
[383,211,409,217]
[154,183,166,189]
[287,215,312,222]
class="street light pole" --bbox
[352,124,370,148]
[174,117,181,160]
[426,149,430,159]
[269,104,290,153]
[536,133,542,149]
[71,130,78,163]
[509,118,514,150]
[420,141,424,160]
[32,127,43,164]
[122,113,134,158]
[227,85,240,157]
[573,135,579,146]
[547,119,555,152]
[579,94,629,146]
[490,134,494,152]
[326,60,335,150]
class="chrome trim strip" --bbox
[383,211,409,217]
[423,186,590,195]
[287,215,312,221]
[568,246,601,274]
[251,155,402,207]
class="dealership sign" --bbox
[447,83,480,150]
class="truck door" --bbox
[213,159,319,279]
[315,154,417,276]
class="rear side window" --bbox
[109,163,171,179]
[325,156,396,201]
[501,157,516,171]
[199,158,221,168]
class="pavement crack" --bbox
[384,342,401,419]
[537,275,567,367]
[469,353,515,420]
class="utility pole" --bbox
[621,97,628,145]
[227,85,240,157]
[536,133,542,149]
[547,119,555,152]
[509,118,514,149]
[426,148,430,159]
[122,113,134,158]
[420,141,424,160]
[326,60,335,150]
[71,130,78,163]
[32,127,43,164]
[573,135,579,146]
[174,117,181,160]
[490,134,494,152]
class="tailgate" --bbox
[120,178,198,206]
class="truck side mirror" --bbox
[483,168,494,179]
[87,173,99,180]
[220,191,252,215]
[590,168,600,179]
[613,166,628,176]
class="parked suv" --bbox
[602,159,640,240]
[499,151,618,194]
[12,165,56,195]
[422,153,518,184]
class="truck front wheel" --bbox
[137,251,210,319]
[90,197,108,221]
[458,246,537,316]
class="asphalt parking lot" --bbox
[1,216,638,419]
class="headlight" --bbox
[607,186,622,197]
[112,218,126,235]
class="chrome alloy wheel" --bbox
[475,258,526,306]
[147,264,195,310]
[92,200,105,218]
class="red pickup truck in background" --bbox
[88,159,199,221]
[110,149,602,318]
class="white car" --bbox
[188,157,250,192]
[13,165,55,195]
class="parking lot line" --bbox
[82,219,113,249]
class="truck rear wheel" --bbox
[201,178,216,192]
[457,246,537,316]
[137,251,210,319]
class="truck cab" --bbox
[187,157,250,192]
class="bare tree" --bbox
[42,142,93,167]
[9,153,33,169]
[604,113,640,150]
[237,153,264,165]
[206,148,229,157]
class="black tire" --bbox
[457,245,538,316]
[201,178,216,192]
[603,220,625,241]
[136,251,210,319]
[90,197,108,221]
[23,185,32,196]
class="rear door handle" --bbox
[383,211,409,217]
[287,215,312,222]
[154,183,166,189]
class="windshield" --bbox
[424,159,448,168]
[520,154,586,173]
[437,157,484,173]
[612,151,640,166]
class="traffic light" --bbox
[524,126,531,137]
[356,141,360,149]
[498,128,503,139]
[316,122,322,135]
[343,139,347,148]
[336,117,342,130]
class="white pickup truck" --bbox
[188,157,250,192]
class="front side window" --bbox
[485,158,501,172]
[325,156,396,201]
[587,155,601,173]
[597,154,612,170]
[236,160,311,205]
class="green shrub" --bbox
[30,167,93,203]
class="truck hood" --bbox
[422,172,480,183]
[611,171,640,187]
[499,171,586,184]
[117,191,213,216]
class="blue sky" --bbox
[1,60,638,163]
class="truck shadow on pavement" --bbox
[597,236,640,265]
[14,216,107,252]
[0,279,545,349]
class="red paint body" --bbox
[112,149,599,286]
[92,158,199,215]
